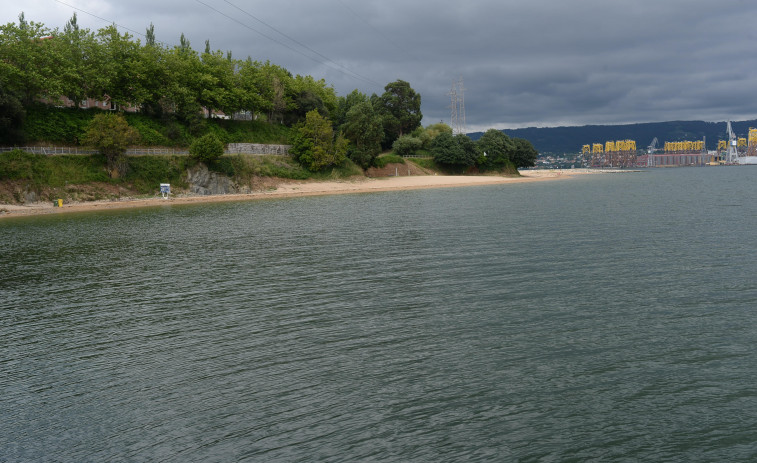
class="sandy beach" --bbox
[0,169,627,218]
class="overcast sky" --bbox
[4,0,757,131]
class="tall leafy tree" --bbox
[164,41,204,128]
[199,46,236,117]
[290,110,347,171]
[0,14,61,104]
[57,13,104,108]
[342,101,383,168]
[511,137,538,168]
[334,89,368,127]
[476,129,516,171]
[236,57,271,120]
[284,74,338,124]
[97,25,143,107]
[145,22,156,46]
[376,79,422,147]
[136,28,169,116]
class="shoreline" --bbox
[0,169,631,218]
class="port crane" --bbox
[647,137,658,154]
[726,121,739,164]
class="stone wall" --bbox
[225,143,291,155]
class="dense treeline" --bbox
[0,13,339,135]
[1,12,536,173]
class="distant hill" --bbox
[468,120,757,154]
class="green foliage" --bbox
[0,149,109,186]
[511,137,538,168]
[18,105,292,147]
[290,110,347,171]
[373,153,405,168]
[407,157,438,171]
[430,132,477,168]
[81,113,139,171]
[416,123,452,149]
[376,79,422,148]
[0,150,49,181]
[476,129,516,171]
[342,101,382,168]
[124,113,173,145]
[298,157,364,180]
[123,155,188,193]
[23,105,95,144]
[189,133,225,163]
[0,88,26,144]
[392,135,422,157]
[334,89,368,127]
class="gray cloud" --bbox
[6,0,757,130]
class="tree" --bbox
[430,132,477,168]
[234,58,261,120]
[476,129,516,171]
[145,22,156,46]
[284,75,338,124]
[392,135,422,157]
[136,31,170,116]
[189,133,225,163]
[0,14,61,105]
[418,123,452,149]
[334,89,368,127]
[97,25,143,108]
[57,14,104,108]
[341,101,383,168]
[82,113,138,176]
[290,110,347,171]
[511,137,538,168]
[376,79,422,148]
[199,48,236,117]
[0,86,26,144]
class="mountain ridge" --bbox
[468,119,757,154]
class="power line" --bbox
[194,0,380,87]
[50,0,381,88]
[51,0,165,45]
[335,0,406,57]
[222,0,380,87]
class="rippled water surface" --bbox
[3,167,757,462]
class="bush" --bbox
[392,135,422,157]
[82,113,139,175]
[290,110,347,171]
[373,153,405,168]
[430,132,477,168]
[189,133,225,163]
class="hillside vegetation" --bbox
[1,12,537,205]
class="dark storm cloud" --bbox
[6,0,757,130]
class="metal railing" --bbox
[401,154,433,159]
[0,146,98,155]
[1,145,292,156]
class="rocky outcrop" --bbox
[185,164,251,195]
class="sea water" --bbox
[2,167,756,462]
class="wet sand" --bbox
[0,169,626,218]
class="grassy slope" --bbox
[0,149,368,204]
